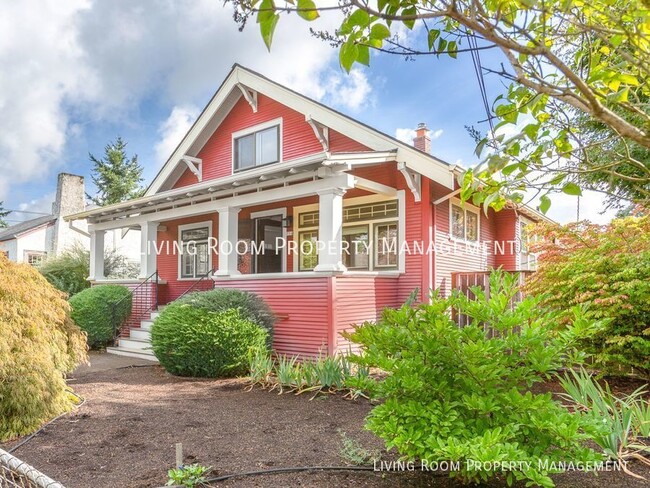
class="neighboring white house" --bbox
[0,173,140,266]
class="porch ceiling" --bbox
[67,152,401,230]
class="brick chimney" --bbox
[413,122,431,154]
[52,173,85,217]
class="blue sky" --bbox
[0,1,613,225]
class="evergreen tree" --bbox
[88,137,145,206]
[0,202,11,228]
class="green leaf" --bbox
[370,23,391,41]
[562,182,582,196]
[357,44,370,66]
[501,163,520,176]
[539,195,551,214]
[259,12,280,51]
[347,9,370,28]
[427,29,440,51]
[296,0,319,21]
[448,40,457,58]
[339,39,359,72]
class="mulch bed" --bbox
[2,365,648,488]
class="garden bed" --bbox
[1,362,648,488]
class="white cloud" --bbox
[7,192,57,223]
[154,105,200,166]
[0,0,373,201]
[431,129,444,140]
[532,191,617,225]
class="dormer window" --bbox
[233,120,281,171]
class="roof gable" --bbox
[0,215,56,242]
[146,64,454,195]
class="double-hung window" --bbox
[519,217,538,270]
[179,224,211,278]
[234,122,280,171]
[450,202,479,242]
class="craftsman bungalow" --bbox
[66,64,546,361]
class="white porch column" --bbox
[88,229,105,281]
[139,222,159,279]
[314,188,347,272]
[215,207,241,276]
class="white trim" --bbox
[231,117,283,173]
[249,207,287,273]
[397,162,421,202]
[449,197,481,243]
[236,83,258,113]
[177,220,213,280]
[306,115,329,152]
[397,190,406,273]
[181,156,202,183]
[212,270,401,281]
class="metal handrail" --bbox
[110,271,159,342]
[175,267,216,302]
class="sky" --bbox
[0,0,616,226]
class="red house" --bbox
[67,65,548,361]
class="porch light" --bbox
[282,216,293,228]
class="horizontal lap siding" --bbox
[216,277,330,358]
[334,276,399,353]
[494,210,519,270]
[173,95,370,188]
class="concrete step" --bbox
[140,320,154,331]
[117,338,152,351]
[106,346,159,362]
[149,305,167,320]
[130,328,151,341]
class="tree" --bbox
[88,137,145,206]
[228,0,650,212]
[0,201,11,228]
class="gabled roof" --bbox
[0,215,56,242]
[146,64,456,195]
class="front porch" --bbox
[84,157,419,358]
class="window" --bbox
[375,223,398,268]
[343,225,369,270]
[296,199,399,272]
[519,218,538,270]
[25,251,46,266]
[179,224,211,278]
[234,124,280,171]
[298,230,318,271]
[450,203,479,242]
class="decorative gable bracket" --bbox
[237,83,258,113]
[182,156,203,183]
[398,162,421,202]
[306,115,329,152]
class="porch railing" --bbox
[451,270,534,328]
[110,271,159,341]
[175,267,216,302]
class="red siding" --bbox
[216,276,331,357]
[493,209,519,270]
[173,94,369,188]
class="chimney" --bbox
[52,173,85,217]
[413,122,431,154]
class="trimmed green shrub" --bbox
[345,271,604,488]
[175,288,275,345]
[151,305,268,378]
[69,284,132,348]
[39,243,139,297]
[0,254,87,441]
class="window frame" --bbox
[24,250,46,267]
[294,195,402,273]
[374,222,399,269]
[177,221,213,280]
[232,118,283,173]
[449,198,481,243]
[519,216,538,270]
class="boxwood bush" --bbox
[151,304,268,378]
[0,254,87,441]
[69,284,132,348]
[175,288,275,346]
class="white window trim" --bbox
[449,197,481,243]
[177,220,213,280]
[232,117,283,173]
[249,207,287,273]
[24,250,47,266]
[292,191,406,273]
[518,215,538,270]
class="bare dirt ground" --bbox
[2,356,648,488]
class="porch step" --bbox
[105,346,158,362]
[140,320,154,331]
[130,328,151,340]
[117,337,152,351]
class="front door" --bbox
[253,214,283,273]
